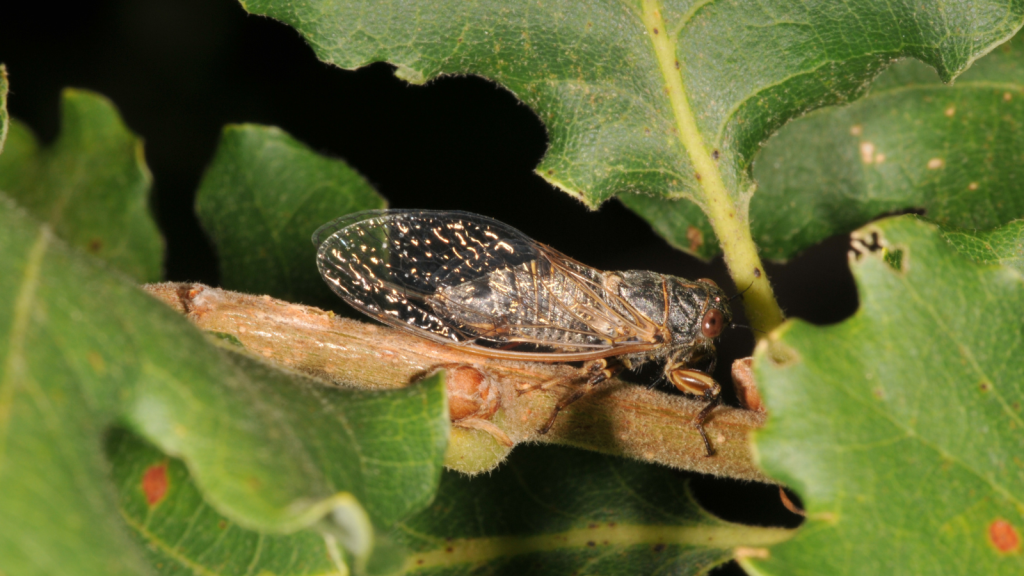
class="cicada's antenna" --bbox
[729,322,765,334]
[729,280,755,303]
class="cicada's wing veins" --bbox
[314,210,540,343]
[314,210,664,361]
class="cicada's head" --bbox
[665,277,732,346]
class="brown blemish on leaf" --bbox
[927,158,945,169]
[859,142,875,164]
[1004,92,1013,102]
[652,543,666,552]
[87,238,103,253]
[141,463,169,506]
[944,106,956,117]
[989,519,1020,553]
[979,381,992,392]
[218,520,227,529]
[686,226,704,253]
[969,182,979,191]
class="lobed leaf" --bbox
[242,0,1024,257]
[0,89,162,281]
[752,32,1024,260]
[0,196,449,575]
[196,124,385,307]
[749,216,1024,575]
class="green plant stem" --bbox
[641,0,785,337]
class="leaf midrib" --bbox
[0,225,50,470]
[397,522,794,571]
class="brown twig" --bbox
[143,282,770,481]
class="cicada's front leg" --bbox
[667,346,722,457]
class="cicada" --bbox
[313,210,732,456]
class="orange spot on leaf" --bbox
[141,463,169,506]
[990,519,1020,553]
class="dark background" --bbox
[2,0,854,570]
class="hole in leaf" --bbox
[883,248,904,271]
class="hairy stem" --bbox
[641,0,785,337]
[144,282,771,482]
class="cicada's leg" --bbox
[667,365,722,457]
[537,358,625,434]
[672,344,717,376]
[515,358,607,395]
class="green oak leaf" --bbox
[113,440,791,576]
[0,64,8,155]
[0,89,163,281]
[0,195,449,576]
[241,0,1024,258]
[383,445,794,576]
[749,216,1024,575]
[752,32,1024,260]
[196,124,385,307]
[942,220,1024,275]
[109,430,344,576]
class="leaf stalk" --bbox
[641,0,785,337]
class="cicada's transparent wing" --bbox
[313,210,544,344]
[313,210,665,360]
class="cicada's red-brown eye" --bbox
[701,309,724,338]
